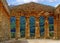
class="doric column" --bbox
[53,17,57,39]
[15,16,20,40]
[35,17,40,38]
[44,17,49,38]
[25,17,30,38]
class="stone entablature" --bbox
[10,2,55,17]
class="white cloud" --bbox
[24,0,32,3]
[55,5,58,7]
[55,3,60,7]
[16,0,44,3]
[48,0,57,2]
[24,0,38,3]
[8,3,10,5]
[16,0,24,4]
[16,0,21,2]
[40,0,44,2]
[33,0,38,2]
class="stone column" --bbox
[15,16,20,40]
[35,17,40,38]
[53,17,57,39]
[25,17,30,39]
[44,17,49,39]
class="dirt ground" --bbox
[0,39,60,43]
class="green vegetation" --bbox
[11,32,15,38]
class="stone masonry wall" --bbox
[0,1,10,41]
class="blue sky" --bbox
[6,0,60,7]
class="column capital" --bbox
[25,16,29,20]
[35,17,39,19]
[15,16,20,21]
[15,16,20,18]
[45,17,48,20]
